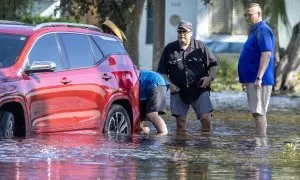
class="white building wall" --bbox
[195,1,209,39]
[164,0,198,44]
[139,0,204,70]
[40,0,61,18]
[138,0,247,69]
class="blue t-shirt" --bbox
[139,70,169,101]
[238,20,275,85]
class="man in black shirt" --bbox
[157,20,218,132]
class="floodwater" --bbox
[0,92,300,179]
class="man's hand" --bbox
[170,83,181,93]
[241,83,247,92]
[199,76,212,88]
[254,79,262,88]
[139,121,150,134]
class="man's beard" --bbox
[179,39,188,46]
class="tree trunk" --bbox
[125,0,145,66]
[152,0,165,71]
[275,22,300,92]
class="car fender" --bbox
[0,95,30,136]
[100,93,132,130]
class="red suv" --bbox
[0,21,140,137]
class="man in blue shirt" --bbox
[238,3,274,136]
[139,69,169,135]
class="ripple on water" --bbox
[0,93,299,178]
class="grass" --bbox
[271,143,300,166]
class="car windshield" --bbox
[0,33,28,68]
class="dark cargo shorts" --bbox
[140,86,168,119]
[170,91,213,119]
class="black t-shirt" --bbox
[157,39,217,103]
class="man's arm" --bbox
[255,51,271,88]
[160,74,181,93]
[200,65,218,88]
[200,43,218,88]
[157,45,180,93]
[209,65,218,81]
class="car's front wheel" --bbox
[0,111,15,138]
[104,104,132,135]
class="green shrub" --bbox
[211,54,242,92]
[210,54,300,93]
[19,16,77,24]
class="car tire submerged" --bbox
[104,104,132,135]
[0,111,15,138]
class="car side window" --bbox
[92,35,126,57]
[28,33,63,71]
[88,36,104,63]
[60,33,94,69]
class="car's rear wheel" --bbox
[104,104,131,135]
[0,111,15,138]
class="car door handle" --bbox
[102,74,112,81]
[61,77,71,84]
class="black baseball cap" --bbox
[177,20,192,31]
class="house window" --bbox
[146,0,153,44]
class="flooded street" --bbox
[0,92,300,179]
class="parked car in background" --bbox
[0,21,140,138]
[199,35,247,54]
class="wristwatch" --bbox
[256,77,261,80]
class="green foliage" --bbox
[211,54,242,92]
[210,55,300,93]
[19,16,76,25]
[59,0,137,31]
[0,0,32,20]
[0,0,75,25]
[59,0,94,20]
[59,0,144,65]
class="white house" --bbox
[31,0,61,18]
[138,0,248,69]
[138,0,300,70]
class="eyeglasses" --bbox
[244,12,258,17]
[177,29,191,35]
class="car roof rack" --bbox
[34,22,103,32]
[0,20,25,25]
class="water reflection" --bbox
[0,123,299,179]
[0,133,139,179]
[0,93,299,179]
[235,164,271,180]
[0,158,137,179]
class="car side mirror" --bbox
[24,61,56,74]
